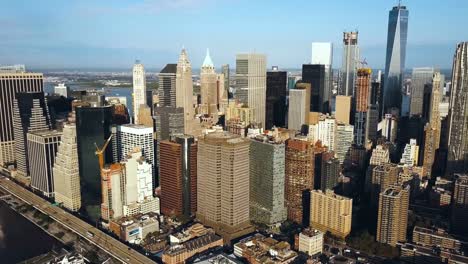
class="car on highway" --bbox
[86,231,95,238]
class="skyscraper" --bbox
[377,184,410,246]
[101,163,124,221]
[320,156,341,192]
[265,67,287,129]
[302,64,328,113]
[200,49,218,115]
[0,70,43,166]
[250,136,287,225]
[285,139,314,224]
[400,139,419,167]
[410,67,434,116]
[452,174,468,236]
[447,42,468,176]
[383,4,409,114]
[133,61,147,124]
[53,123,81,212]
[176,48,195,134]
[28,130,61,197]
[235,53,267,128]
[288,83,311,131]
[341,32,360,96]
[197,132,252,242]
[222,64,230,100]
[13,92,52,177]
[371,163,399,204]
[158,64,177,107]
[159,135,197,218]
[335,122,354,164]
[335,96,352,125]
[354,68,372,146]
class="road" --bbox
[0,177,154,264]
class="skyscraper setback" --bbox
[383,4,409,114]
[132,61,147,124]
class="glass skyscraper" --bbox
[383,4,409,115]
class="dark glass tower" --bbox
[266,68,287,129]
[158,64,177,107]
[383,4,409,115]
[302,64,328,113]
[75,105,114,220]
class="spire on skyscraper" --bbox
[202,48,214,68]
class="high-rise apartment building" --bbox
[159,135,197,217]
[158,64,177,107]
[250,137,287,225]
[452,174,468,236]
[335,122,354,164]
[320,156,341,192]
[197,132,252,242]
[371,163,400,204]
[101,163,124,221]
[13,92,52,177]
[0,69,43,166]
[410,67,434,116]
[176,49,195,134]
[354,68,372,146]
[377,184,410,246]
[335,96,351,125]
[133,61,147,124]
[383,4,409,114]
[317,116,337,152]
[310,189,352,239]
[288,82,311,131]
[200,49,218,115]
[447,42,468,176]
[341,32,360,96]
[285,139,314,224]
[53,123,81,212]
[28,130,61,197]
[235,53,267,128]
[266,67,287,129]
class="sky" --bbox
[1,0,467,70]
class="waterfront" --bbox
[0,201,62,263]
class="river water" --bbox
[0,202,62,263]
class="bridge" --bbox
[0,177,154,264]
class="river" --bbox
[0,202,62,263]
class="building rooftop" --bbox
[160,63,177,74]
[28,129,63,138]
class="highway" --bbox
[0,177,154,264]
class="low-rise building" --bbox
[109,213,159,243]
[297,229,324,257]
[413,226,466,252]
[234,234,297,264]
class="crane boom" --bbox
[95,135,113,171]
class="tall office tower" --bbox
[288,83,311,131]
[422,72,442,176]
[217,73,227,111]
[13,92,52,177]
[366,105,379,143]
[54,83,70,98]
[376,184,410,246]
[101,163,124,221]
[0,69,43,166]
[371,163,399,204]
[250,137,287,225]
[154,107,185,141]
[197,132,252,242]
[200,49,218,115]
[302,64,329,113]
[53,123,81,212]
[340,32,360,96]
[265,67,287,129]
[235,53,267,128]
[335,122,354,164]
[310,42,333,113]
[137,105,153,127]
[447,43,468,176]
[382,114,398,142]
[320,156,341,192]
[28,130,61,197]
[158,64,177,107]
[285,139,314,224]
[410,67,434,116]
[383,4,409,114]
[400,139,419,167]
[354,68,372,146]
[133,61,147,124]
[222,64,230,99]
[159,135,197,218]
[310,189,352,239]
[371,80,384,117]
[122,150,158,216]
[317,116,337,151]
[335,96,352,125]
[452,174,468,235]
[75,105,114,220]
[176,48,195,134]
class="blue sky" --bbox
[1,0,467,70]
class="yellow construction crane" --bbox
[94,135,113,171]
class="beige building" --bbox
[200,49,218,115]
[298,229,324,257]
[53,123,81,212]
[225,102,254,126]
[197,132,253,243]
[377,184,410,246]
[176,48,195,135]
[288,82,311,131]
[335,95,352,125]
[371,163,400,204]
[310,189,352,239]
[132,61,147,125]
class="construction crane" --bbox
[95,135,113,171]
